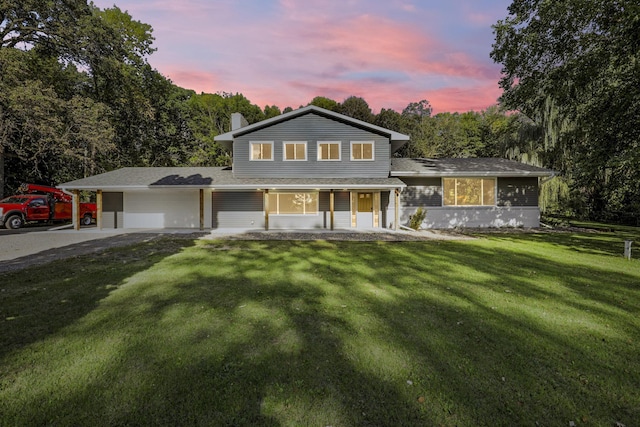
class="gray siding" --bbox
[233,113,391,178]
[399,206,540,229]
[497,177,538,207]
[212,191,264,229]
[399,177,442,207]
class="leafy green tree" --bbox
[308,96,340,112]
[339,96,374,123]
[491,0,640,220]
[263,105,281,119]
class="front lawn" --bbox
[1,231,639,426]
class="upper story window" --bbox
[283,141,307,161]
[443,178,496,206]
[351,141,374,161]
[250,141,273,161]
[318,141,341,161]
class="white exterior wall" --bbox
[123,189,212,229]
[398,206,540,229]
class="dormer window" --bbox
[283,141,307,161]
[250,141,273,161]
[351,141,374,161]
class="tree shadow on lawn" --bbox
[0,236,200,360]
[482,229,640,259]
[2,238,639,425]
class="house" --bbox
[58,105,553,230]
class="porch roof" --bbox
[58,167,406,191]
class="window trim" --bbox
[249,141,274,161]
[282,141,308,161]
[317,141,342,161]
[442,177,497,207]
[350,141,375,161]
[267,191,319,215]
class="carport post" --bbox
[96,190,103,230]
[73,190,80,231]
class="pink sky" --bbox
[92,0,512,114]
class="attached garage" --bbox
[123,190,207,229]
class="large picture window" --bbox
[351,141,374,160]
[318,141,341,161]
[250,142,273,160]
[283,142,307,161]
[268,192,318,215]
[443,178,496,206]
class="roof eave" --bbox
[214,105,410,142]
[390,171,554,177]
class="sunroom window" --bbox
[443,178,496,206]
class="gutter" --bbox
[539,170,557,185]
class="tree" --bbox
[339,96,374,123]
[263,105,281,119]
[491,0,640,220]
[308,96,340,112]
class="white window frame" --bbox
[267,192,319,215]
[249,141,274,161]
[442,177,497,207]
[283,141,307,161]
[350,141,375,161]
[317,141,342,161]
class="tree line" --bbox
[1,1,638,222]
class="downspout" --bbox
[540,171,557,185]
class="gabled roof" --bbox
[390,158,554,177]
[214,105,410,143]
[58,167,406,191]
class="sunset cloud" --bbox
[93,0,511,113]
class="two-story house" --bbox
[58,105,553,230]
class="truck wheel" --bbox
[81,214,93,226]
[5,215,24,229]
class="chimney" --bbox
[231,113,249,131]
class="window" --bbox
[250,142,273,160]
[267,192,318,215]
[443,178,496,206]
[318,141,341,161]
[283,141,307,161]
[351,141,374,160]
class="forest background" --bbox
[1,1,638,223]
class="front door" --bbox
[356,192,373,227]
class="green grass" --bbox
[1,231,639,426]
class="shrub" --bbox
[409,207,426,230]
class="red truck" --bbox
[0,184,96,229]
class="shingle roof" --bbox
[58,167,406,190]
[390,158,554,177]
[214,105,410,143]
